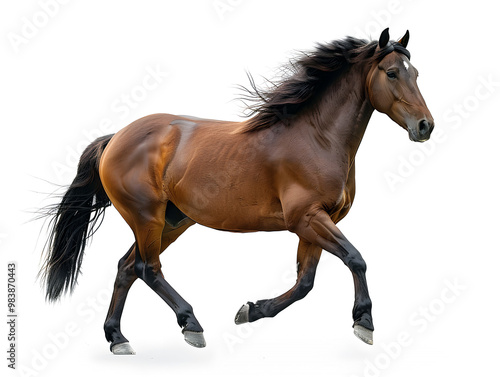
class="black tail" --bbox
[40,134,114,302]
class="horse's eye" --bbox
[387,71,397,79]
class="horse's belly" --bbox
[175,196,286,232]
[168,164,285,231]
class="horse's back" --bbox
[100,113,227,180]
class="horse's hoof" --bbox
[111,342,136,355]
[184,331,206,348]
[353,325,373,345]
[234,303,250,324]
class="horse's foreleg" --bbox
[293,209,374,344]
[235,239,322,324]
[104,244,138,355]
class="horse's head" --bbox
[367,28,434,142]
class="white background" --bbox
[1,1,499,376]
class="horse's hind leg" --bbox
[104,244,138,354]
[132,205,206,348]
[104,219,197,354]
[235,239,322,324]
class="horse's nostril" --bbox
[418,119,429,134]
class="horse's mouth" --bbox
[409,133,430,143]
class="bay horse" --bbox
[40,28,434,355]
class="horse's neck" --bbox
[297,64,374,164]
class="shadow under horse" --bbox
[40,28,434,355]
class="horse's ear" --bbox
[398,30,410,48]
[379,28,390,48]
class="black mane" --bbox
[240,36,410,132]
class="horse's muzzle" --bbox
[409,119,434,142]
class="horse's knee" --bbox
[346,255,367,273]
[295,276,315,300]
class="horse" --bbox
[40,28,434,355]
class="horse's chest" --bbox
[327,175,355,223]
